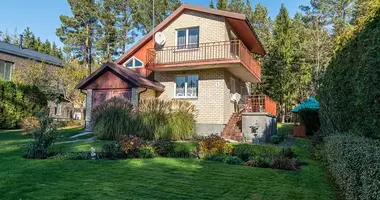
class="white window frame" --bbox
[0,60,13,81]
[230,77,236,94]
[175,27,200,49]
[124,56,144,68]
[55,103,62,116]
[174,74,199,99]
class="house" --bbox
[0,39,74,120]
[77,4,277,140]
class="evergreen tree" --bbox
[56,0,99,75]
[210,0,215,8]
[22,27,35,49]
[262,4,294,123]
[217,0,229,10]
[116,0,136,54]
[2,30,11,43]
[42,40,52,55]
[97,0,119,62]
[35,37,43,52]
[229,0,245,13]
[129,0,181,34]
[250,3,272,50]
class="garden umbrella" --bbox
[291,97,320,113]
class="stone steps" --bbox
[221,113,243,141]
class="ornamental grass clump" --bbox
[92,97,138,140]
[138,99,196,140]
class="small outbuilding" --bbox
[291,97,320,137]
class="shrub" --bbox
[0,81,47,129]
[20,115,40,135]
[270,157,299,171]
[24,114,57,159]
[206,154,243,165]
[231,143,281,162]
[102,142,125,159]
[139,145,156,158]
[279,148,295,159]
[92,97,138,140]
[270,135,281,144]
[170,144,193,158]
[323,134,380,200]
[198,134,233,158]
[119,135,144,158]
[153,139,175,157]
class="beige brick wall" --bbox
[138,88,156,100]
[154,10,239,64]
[155,68,247,125]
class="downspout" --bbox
[138,88,148,102]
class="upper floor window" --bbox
[176,27,199,49]
[0,60,13,81]
[124,57,143,68]
[175,74,198,98]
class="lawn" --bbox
[0,127,336,200]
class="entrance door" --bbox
[92,89,131,109]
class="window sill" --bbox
[173,96,198,100]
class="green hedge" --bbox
[318,11,380,139]
[0,81,47,129]
[323,134,380,200]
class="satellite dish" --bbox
[154,32,166,46]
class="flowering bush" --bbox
[198,134,233,158]
[119,135,143,158]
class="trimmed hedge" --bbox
[323,134,380,200]
[0,81,47,129]
[318,10,380,139]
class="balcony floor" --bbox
[146,60,260,83]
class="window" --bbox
[55,103,62,116]
[124,57,144,68]
[175,75,198,98]
[176,27,199,49]
[0,60,13,81]
[230,77,236,94]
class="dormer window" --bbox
[124,57,144,68]
[176,27,199,49]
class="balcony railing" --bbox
[244,94,277,116]
[146,40,260,79]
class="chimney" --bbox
[19,34,23,49]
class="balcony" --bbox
[244,94,277,116]
[146,40,261,82]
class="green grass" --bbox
[0,128,337,200]
[277,123,293,135]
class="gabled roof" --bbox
[76,62,165,91]
[0,41,64,67]
[116,4,265,64]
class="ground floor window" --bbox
[175,74,198,98]
[0,60,13,81]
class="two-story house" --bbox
[78,4,276,138]
[0,40,75,120]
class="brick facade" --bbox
[154,68,247,127]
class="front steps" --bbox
[221,113,243,141]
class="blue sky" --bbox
[0,0,310,48]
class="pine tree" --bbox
[56,0,99,75]
[229,0,245,13]
[217,0,228,11]
[262,4,294,123]
[249,3,272,49]
[129,0,181,34]
[35,37,43,52]
[42,40,52,55]
[22,27,35,49]
[97,0,119,62]
[210,0,215,8]
[116,0,136,54]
